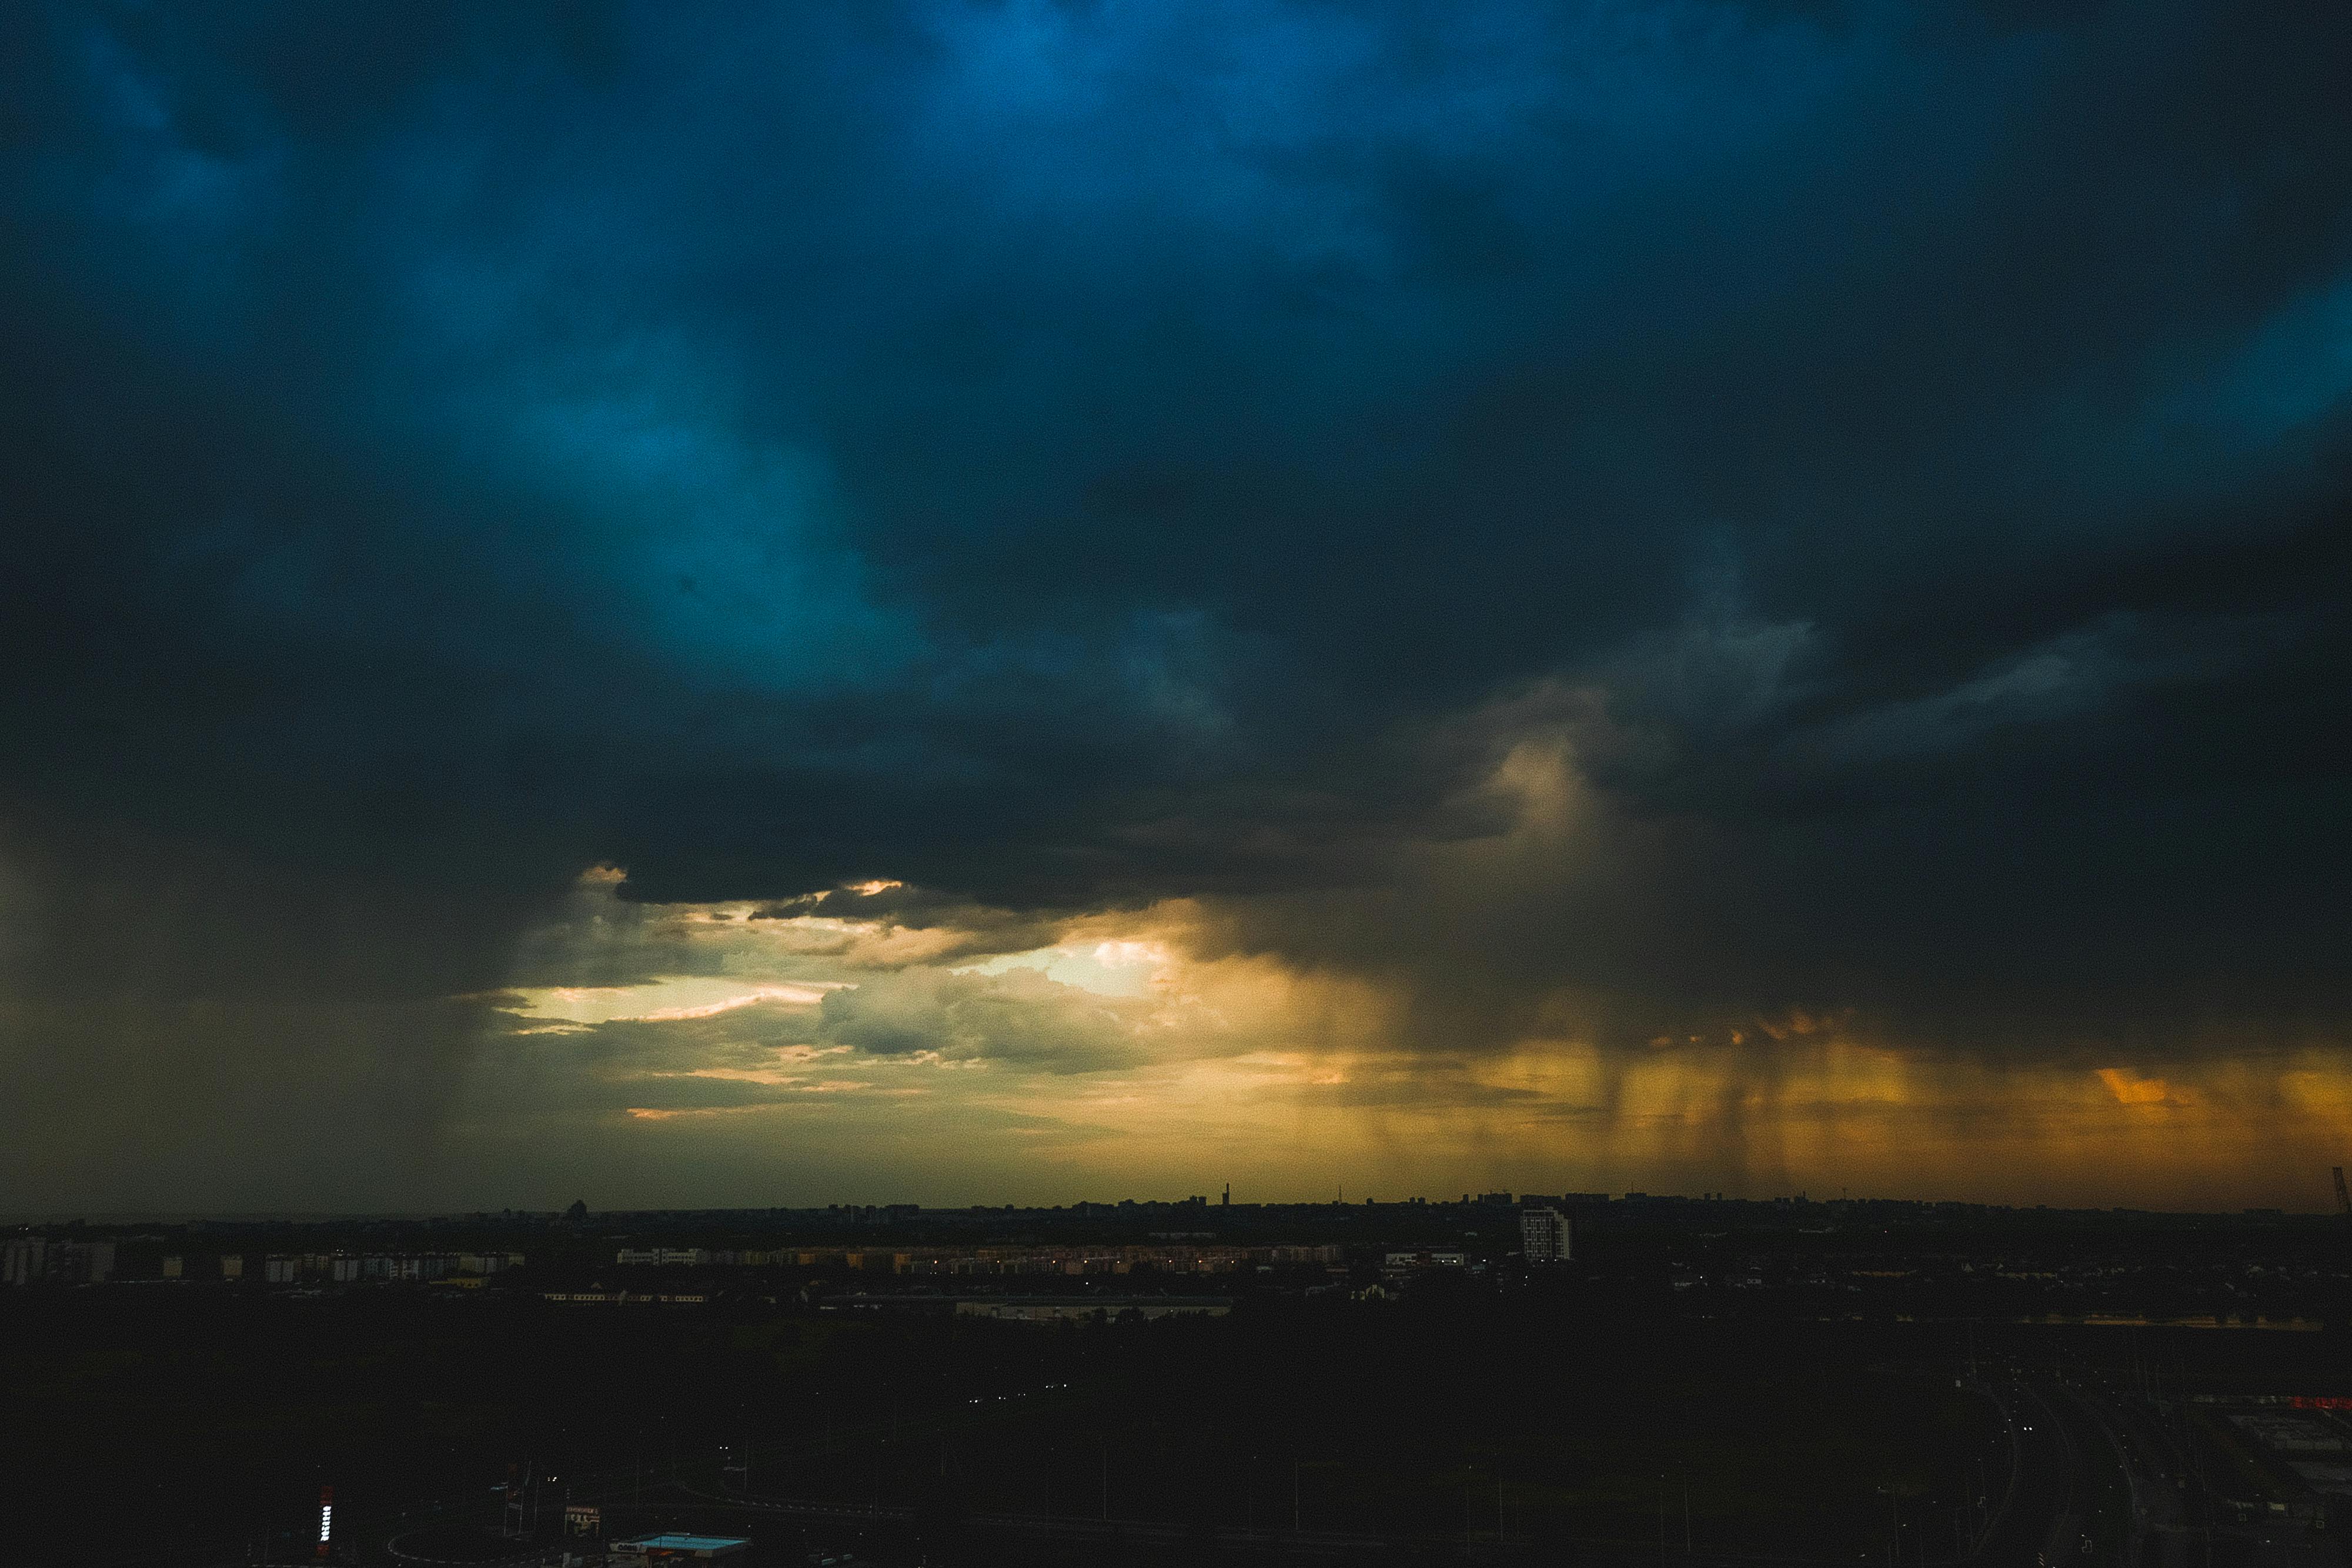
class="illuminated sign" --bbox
[319,1505,332,1542]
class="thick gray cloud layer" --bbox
[3,1,2349,1205]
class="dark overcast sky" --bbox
[4,1,2348,1212]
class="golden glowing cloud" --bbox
[460,867,2352,1211]
[2096,1067,2173,1106]
[501,977,844,1026]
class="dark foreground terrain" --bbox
[6,1204,2348,1566]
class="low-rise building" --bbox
[2,1237,46,1286]
[8,1239,119,1284]
[1382,1251,1468,1278]
[951,1296,1232,1322]
[459,1251,524,1274]
[616,1248,710,1266]
[610,1533,750,1560]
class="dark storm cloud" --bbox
[4,0,2351,1203]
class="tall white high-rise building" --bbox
[1519,1206,1571,1264]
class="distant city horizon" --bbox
[13,1182,2349,1228]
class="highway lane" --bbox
[2032,1381,2093,1566]
[2050,1384,2164,1568]
[2083,1388,2194,1568]
[1956,1379,2086,1568]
